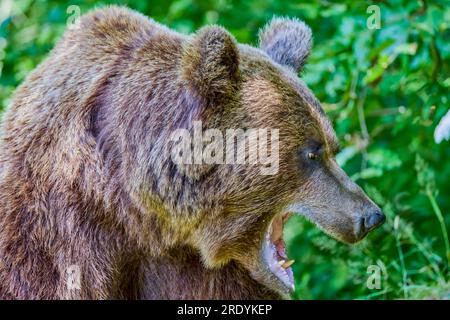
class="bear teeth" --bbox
[281,260,295,269]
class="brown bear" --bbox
[0,6,385,299]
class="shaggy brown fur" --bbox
[0,6,383,299]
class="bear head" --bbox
[129,17,385,296]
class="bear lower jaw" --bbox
[262,212,295,292]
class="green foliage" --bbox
[0,0,449,299]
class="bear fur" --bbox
[0,6,382,299]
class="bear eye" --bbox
[307,152,319,160]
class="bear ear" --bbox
[259,17,312,72]
[180,25,240,100]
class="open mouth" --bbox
[262,212,295,292]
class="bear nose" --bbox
[364,210,386,231]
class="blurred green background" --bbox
[0,0,449,299]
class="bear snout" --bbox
[355,210,386,241]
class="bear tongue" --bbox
[275,239,288,260]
